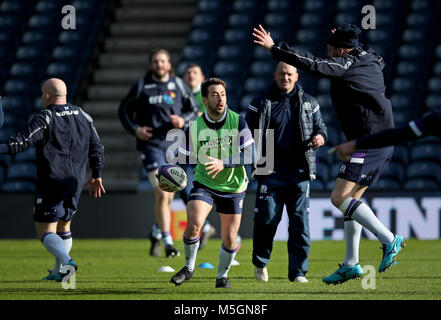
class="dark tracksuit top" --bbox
[0,104,104,201]
[271,42,395,141]
[118,73,200,150]
[356,110,441,149]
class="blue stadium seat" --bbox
[249,60,277,77]
[427,77,441,92]
[28,14,57,30]
[317,79,331,93]
[370,178,402,190]
[22,31,52,46]
[243,77,272,95]
[51,46,83,61]
[223,28,251,44]
[373,0,400,12]
[337,0,360,11]
[217,44,248,61]
[398,44,426,60]
[375,13,397,27]
[4,79,35,96]
[410,0,432,11]
[406,12,433,29]
[334,12,360,26]
[316,94,333,111]
[367,29,393,44]
[198,0,224,12]
[46,62,75,81]
[264,12,292,28]
[316,163,329,182]
[402,29,428,43]
[1,97,32,114]
[267,0,294,11]
[253,46,273,60]
[181,45,207,62]
[16,45,48,62]
[13,147,36,162]
[193,13,219,29]
[58,31,88,46]
[233,0,258,12]
[0,154,11,168]
[403,178,439,190]
[6,162,37,181]
[434,45,441,59]
[433,61,441,76]
[392,145,409,164]
[304,0,328,11]
[294,29,322,44]
[393,111,412,128]
[381,161,406,183]
[189,29,212,45]
[10,62,43,80]
[390,94,414,111]
[35,0,61,13]
[409,143,441,163]
[391,77,417,93]
[228,13,254,28]
[406,161,441,183]
[310,179,326,191]
[0,1,26,14]
[299,13,323,28]
[213,61,242,78]
[395,61,422,76]
[425,94,441,111]
[1,180,36,192]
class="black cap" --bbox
[327,24,362,49]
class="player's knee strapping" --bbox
[339,197,363,221]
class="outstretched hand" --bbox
[85,177,106,198]
[205,156,224,179]
[330,140,357,162]
[252,24,275,52]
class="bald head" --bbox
[274,62,298,94]
[42,78,67,107]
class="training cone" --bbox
[158,266,175,273]
[198,262,215,269]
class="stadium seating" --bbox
[1,0,441,192]
[0,0,108,191]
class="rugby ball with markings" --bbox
[158,164,187,192]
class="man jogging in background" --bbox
[119,48,199,258]
[0,78,105,282]
[253,23,405,285]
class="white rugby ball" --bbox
[158,164,187,192]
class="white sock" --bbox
[343,220,362,266]
[184,235,200,272]
[341,197,394,245]
[51,231,73,275]
[217,244,237,279]
[42,232,71,265]
[152,224,162,240]
[161,232,173,247]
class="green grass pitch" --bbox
[0,238,440,300]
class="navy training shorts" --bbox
[33,192,81,223]
[337,146,394,186]
[188,181,245,214]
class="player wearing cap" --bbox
[253,23,405,284]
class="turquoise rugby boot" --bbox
[42,270,57,281]
[379,235,406,273]
[54,259,78,282]
[322,263,363,285]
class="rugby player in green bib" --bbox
[167,78,255,288]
